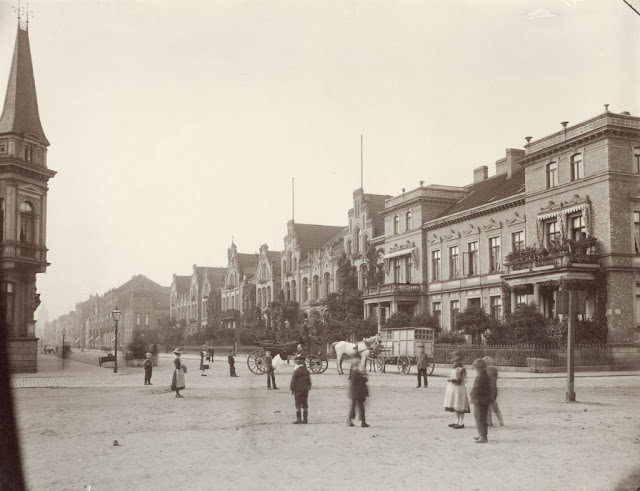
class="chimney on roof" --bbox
[473,165,488,183]
[495,148,525,179]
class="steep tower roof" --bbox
[0,25,49,145]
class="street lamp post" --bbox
[112,307,121,373]
[61,328,66,369]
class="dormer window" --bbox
[24,145,32,163]
[19,201,34,243]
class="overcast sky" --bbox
[1,0,639,319]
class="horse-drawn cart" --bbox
[246,340,329,375]
[371,327,435,375]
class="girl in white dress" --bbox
[443,351,470,429]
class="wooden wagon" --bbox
[370,327,435,375]
[246,339,329,375]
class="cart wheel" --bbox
[246,350,266,374]
[305,354,322,373]
[397,354,411,375]
[375,354,385,373]
[318,358,329,374]
[427,358,435,376]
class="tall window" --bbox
[19,202,34,243]
[346,240,352,256]
[24,145,32,162]
[286,282,291,301]
[512,231,524,252]
[634,147,640,173]
[432,302,441,327]
[287,252,292,272]
[490,296,502,320]
[393,215,399,234]
[324,272,331,297]
[449,246,459,279]
[570,153,583,181]
[363,234,369,252]
[489,237,501,272]
[634,211,640,254]
[291,280,296,302]
[393,259,401,283]
[570,215,585,242]
[431,250,441,281]
[546,161,558,188]
[354,229,360,253]
[136,314,141,326]
[405,255,413,283]
[464,241,479,276]
[302,278,308,302]
[145,314,150,326]
[450,300,460,330]
[2,282,15,334]
[405,210,412,231]
[546,221,560,248]
[312,276,319,300]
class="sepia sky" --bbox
[1,0,639,319]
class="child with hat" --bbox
[289,356,311,424]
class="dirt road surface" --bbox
[9,352,640,491]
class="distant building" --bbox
[0,23,56,372]
[170,265,225,332]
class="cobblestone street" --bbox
[9,352,640,490]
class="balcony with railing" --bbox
[504,238,599,275]
[363,282,425,297]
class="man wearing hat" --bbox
[289,356,311,424]
[143,352,153,385]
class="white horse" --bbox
[331,334,381,374]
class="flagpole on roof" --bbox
[361,134,364,190]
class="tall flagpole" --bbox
[292,177,295,221]
[360,134,364,190]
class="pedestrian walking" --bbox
[470,358,491,443]
[171,348,186,398]
[347,356,370,428]
[415,345,429,388]
[290,356,311,424]
[143,352,153,385]
[200,345,209,376]
[228,350,238,377]
[443,351,470,429]
[265,350,278,389]
[483,356,504,427]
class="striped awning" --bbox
[384,248,414,259]
[537,205,585,221]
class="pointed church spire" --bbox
[0,24,49,146]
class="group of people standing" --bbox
[443,351,504,443]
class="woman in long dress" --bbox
[171,349,186,398]
[443,351,470,429]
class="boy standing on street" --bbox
[143,352,153,385]
[347,355,370,427]
[470,358,491,443]
[415,345,429,388]
[290,356,311,424]
[265,350,278,390]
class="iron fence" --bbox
[434,343,636,368]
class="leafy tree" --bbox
[502,303,551,344]
[336,253,358,292]
[365,246,380,287]
[435,331,467,344]
[384,312,412,329]
[456,305,499,344]
[410,312,442,334]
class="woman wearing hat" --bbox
[443,351,470,429]
[171,348,186,398]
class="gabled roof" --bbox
[236,253,257,276]
[438,168,525,218]
[0,26,49,145]
[172,275,191,294]
[293,223,345,256]
[266,251,283,274]
[204,267,226,287]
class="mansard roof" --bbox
[293,223,345,256]
[0,26,49,145]
[438,168,525,218]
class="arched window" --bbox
[354,228,360,253]
[302,278,309,302]
[287,252,292,272]
[360,264,367,289]
[313,276,320,300]
[19,202,34,243]
[570,153,583,181]
[136,314,141,326]
[267,286,271,304]
[145,314,150,326]
[291,280,296,301]
[286,282,291,301]
[324,272,331,297]
[347,240,352,256]
[546,161,558,188]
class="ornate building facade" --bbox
[0,23,55,372]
